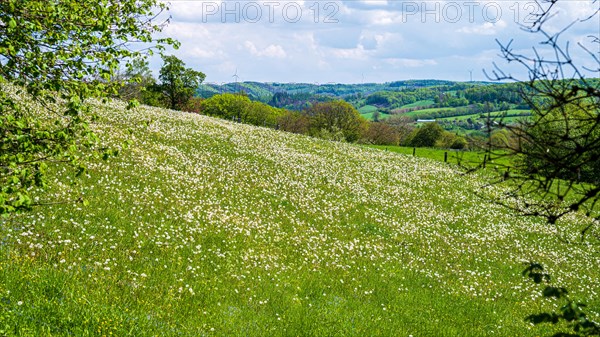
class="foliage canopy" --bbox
[158,55,205,110]
[306,101,367,143]
[0,0,176,215]
[200,93,285,127]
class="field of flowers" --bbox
[1,96,598,336]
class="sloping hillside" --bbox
[1,98,598,336]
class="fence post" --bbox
[444,152,448,163]
[503,168,510,181]
[413,148,416,156]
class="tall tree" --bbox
[158,55,205,110]
[306,101,367,142]
[485,0,599,232]
[364,122,400,145]
[408,122,444,148]
[117,58,157,103]
[0,0,176,215]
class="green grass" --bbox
[358,105,378,114]
[395,108,531,123]
[0,94,598,336]
[359,105,385,121]
[399,99,434,109]
[360,110,391,121]
[437,110,532,122]
[367,145,600,216]
[360,112,375,120]
[360,112,389,121]
[366,145,513,168]
[400,107,458,118]
[502,109,531,115]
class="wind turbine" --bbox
[232,68,239,93]
[232,68,239,82]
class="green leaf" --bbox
[542,286,569,299]
[0,0,178,215]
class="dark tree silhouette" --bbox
[483,1,599,335]
[484,0,599,240]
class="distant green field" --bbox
[503,109,531,115]
[399,99,434,109]
[366,145,513,168]
[360,112,373,120]
[402,107,458,118]
[360,110,391,121]
[437,109,531,122]
[358,105,378,113]
[392,108,531,123]
[360,112,389,121]
[359,105,383,120]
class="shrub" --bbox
[306,101,367,143]
[364,122,400,145]
[408,123,444,147]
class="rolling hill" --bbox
[1,97,598,336]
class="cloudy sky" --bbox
[152,0,599,84]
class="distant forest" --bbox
[197,80,529,112]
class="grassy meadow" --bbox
[358,105,378,114]
[436,110,532,123]
[1,96,599,336]
[366,146,514,169]
[399,100,435,109]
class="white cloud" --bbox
[385,58,438,68]
[188,47,221,59]
[150,1,598,83]
[360,0,388,6]
[330,45,369,60]
[244,41,287,58]
[456,20,507,35]
[262,45,287,58]
[367,10,402,25]
[162,22,211,39]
